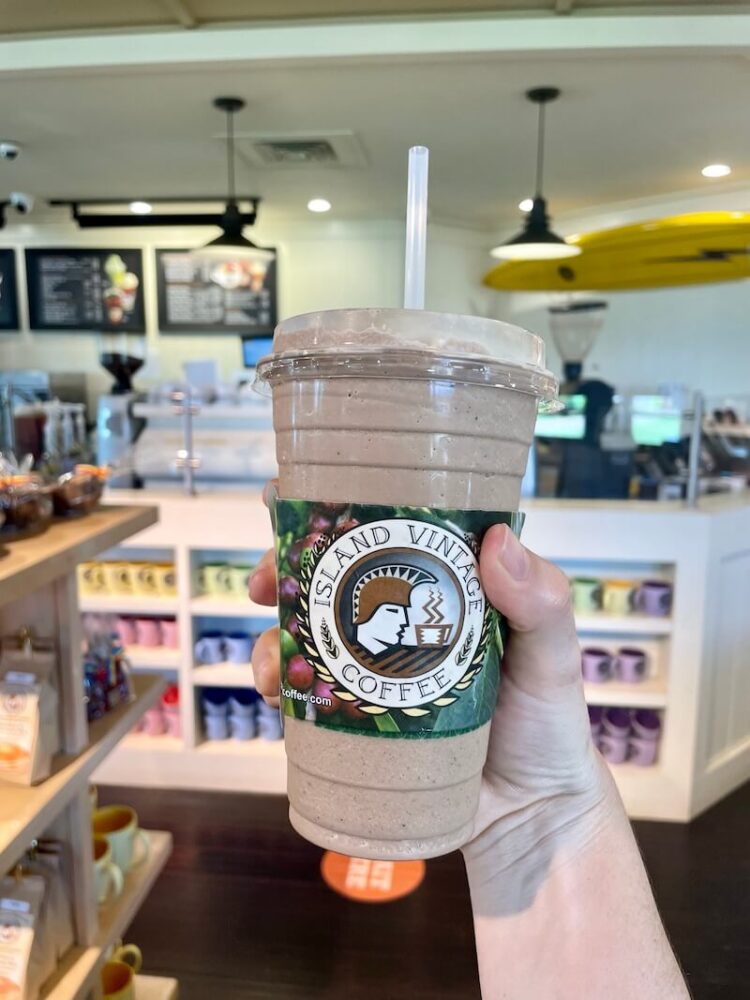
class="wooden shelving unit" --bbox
[0,505,176,999]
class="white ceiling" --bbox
[0,40,749,232]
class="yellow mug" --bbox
[78,562,105,595]
[132,562,159,596]
[102,562,134,596]
[602,579,636,616]
[101,950,142,1000]
[154,563,178,597]
[93,806,150,873]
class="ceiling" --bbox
[0,29,748,233]
[0,1,744,36]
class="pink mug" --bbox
[116,616,137,647]
[135,618,162,648]
[141,706,166,736]
[160,619,179,649]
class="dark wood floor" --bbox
[99,781,750,999]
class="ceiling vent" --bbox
[233,130,368,168]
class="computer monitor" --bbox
[242,335,274,369]
[630,395,684,446]
[535,394,586,440]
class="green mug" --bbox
[228,564,255,599]
[571,577,603,614]
[199,563,232,596]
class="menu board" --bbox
[25,248,145,332]
[156,248,277,334]
[0,249,19,330]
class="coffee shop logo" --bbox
[298,518,490,714]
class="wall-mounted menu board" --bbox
[25,248,145,332]
[155,247,277,333]
[0,249,19,330]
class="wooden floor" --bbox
[100,781,750,999]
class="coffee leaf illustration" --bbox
[319,618,339,659]
[455,629,475,666]
[433,696,458,707]
[358,705,389,715]
[332,689,358,702]
[401,707,431,717]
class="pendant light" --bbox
[490,87,581,261]
[197,96,273,258]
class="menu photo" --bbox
[25,248,145,332]
[0,248,19,330]
[156,247,277,333]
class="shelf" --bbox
[42,830,173,1000]
[135,975,179,1000]
[126,645,181,669]
[584,677,668,708]
[190,595,276,619]
[197,737,285,756]
[122,733,184,752]
[576,613,672,635]
[0,505,158,609]
[80,594,179,615]
[0,674,164,872]
[193,663,255,688]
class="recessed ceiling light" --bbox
[307,197,331,213]
[518,198,534,212]
[701,164,731,179]
[129,200,153,214]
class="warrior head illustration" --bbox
[352,564,437,656]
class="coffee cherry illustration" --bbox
[287,654,315,692]
[312,680,343,716]
[278,575,300,606]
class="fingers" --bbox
[480,524,581,694]
[252,626,280,707]
[248,549,277,606]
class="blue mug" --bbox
[195,631,225,665]
[205,715,229,740]
[230,713,257,741]
[225,632,254,664]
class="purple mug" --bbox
[633,580,672,617]
[588,705,604,738]
[581,647,614,683]
[615,647,648,683]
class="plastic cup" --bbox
[257,307,556,859]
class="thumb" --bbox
[480,524,582,696]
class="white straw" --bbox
[403,145,429,310]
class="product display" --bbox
[201,688,282,742]
[257,306,557,859]
[581,645,650,684]
[589,705,662,766]
[194,630,255,665]
[77,561,177,597]
[81,627,133,722]
[571,576,673,618]
[197,561,256,598]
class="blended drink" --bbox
[257,308,556,859]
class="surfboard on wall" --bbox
[483,212,750,291]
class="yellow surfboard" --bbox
[483,212,750,291]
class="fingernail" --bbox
[497,528,530,581]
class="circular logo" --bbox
[308,518,485,709]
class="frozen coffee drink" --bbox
[257,308,557,860]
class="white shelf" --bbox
[197,737,285,756]
[42,830,173,1000]
[584,677,668,708]
[122,733,184,752]
[576,613,673,635]
[80,594,179,615]
[126,645,182,669]
[193,663,255,688]
[135,975,179,1000]
[190,595,276,618]
[0,674,164,872]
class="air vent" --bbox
[234,131,368,169]
[253,139,338,164]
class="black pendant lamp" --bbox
[198,96,272,257]
[491,87,581,261]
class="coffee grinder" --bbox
[96,333,146,480]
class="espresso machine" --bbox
[95,334,146,481]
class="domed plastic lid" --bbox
[256,308,558,408]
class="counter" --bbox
[92,488,750,823]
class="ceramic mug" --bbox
[571,577,603,614]
[195,631,225,664]
[78,562,105,595]
[230,713,256,740]
[615,647,648,683]
[93,805,150,873]
[581,647,614,683]
[225,632,254,664]
[101,961,135,1000]
[132,563,158,596]
[602,579,635,616]
[93,835,124,906]
[116,617,137,647]
[110,943,142,973]
[159,619,180,649]
[228,564,255,599]
[141,706,166,737]
[202,691,229,717]
[102,562,133,595]
[588,705,604,739]
[135,618,162,648]
[205,715,229,740]
[629,709,662,766]
[598,707,632,765]
[199,563,232,596]
[633,580,673,617]
[154,563,177,596]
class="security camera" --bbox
[0,142,20,161]
[10,192,34,214]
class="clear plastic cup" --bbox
[257,308,557,859]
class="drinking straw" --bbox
[403,145,429,309]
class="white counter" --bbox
[94,488,750,823]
